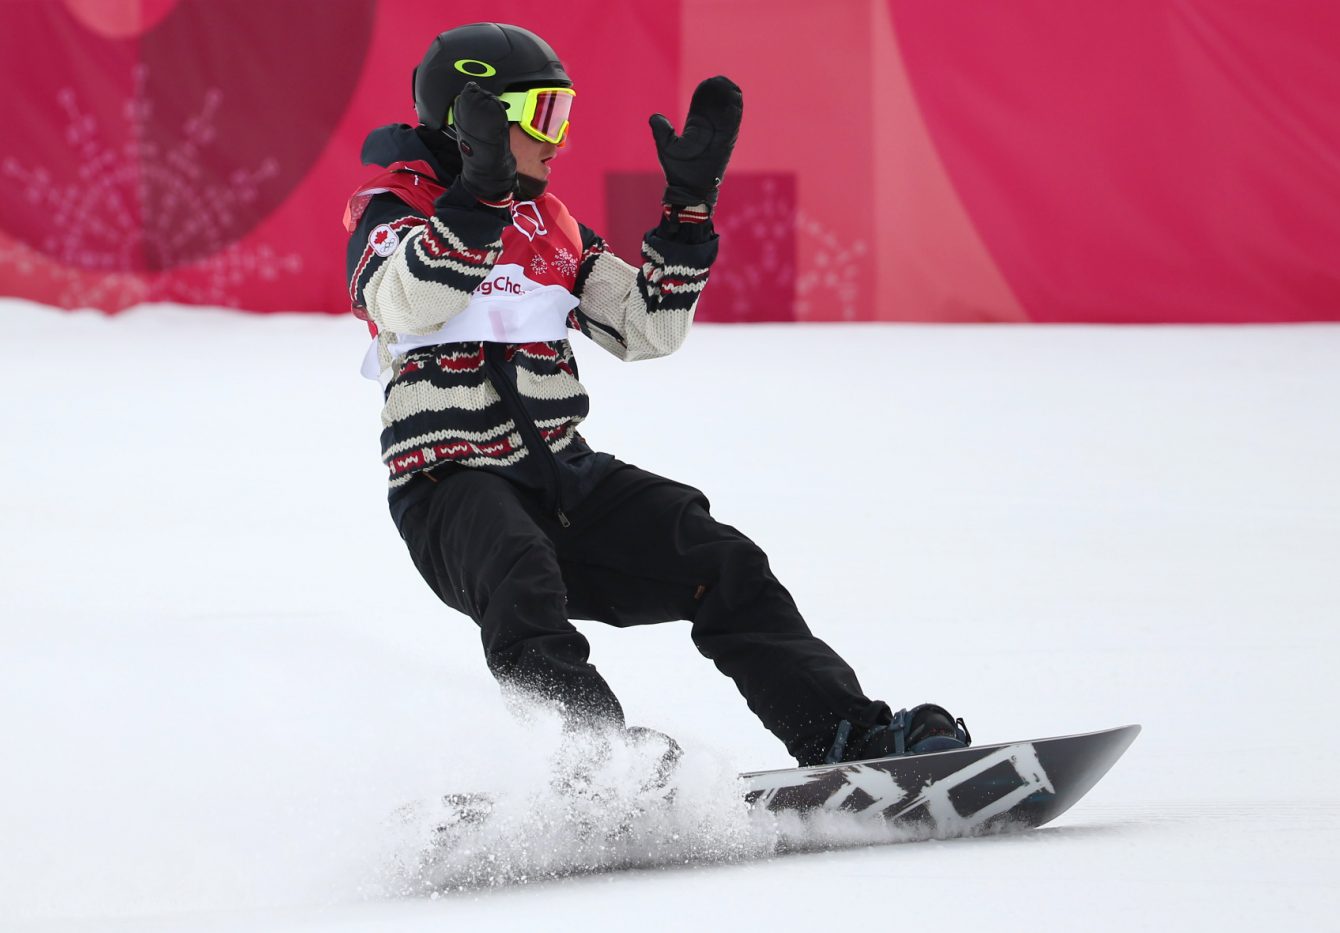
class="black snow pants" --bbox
[394,461,890,765]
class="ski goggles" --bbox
[449,86,575,145]
[499,86,575,145]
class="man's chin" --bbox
[515,173,549,200]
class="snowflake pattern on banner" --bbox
[704,176,797,321]
[0,64,301,311]
[530,254,549,277]
[793,211,867,321]
[0,238,303,311]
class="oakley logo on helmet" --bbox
[415,24,570,132]
[453,58,496,77]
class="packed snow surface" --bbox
[2,300,1337,931]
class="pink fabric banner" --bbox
[1,0,1337,323]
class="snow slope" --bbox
[2,300,1337,931]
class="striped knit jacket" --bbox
[345,124,718,518]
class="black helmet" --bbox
[413,23,570,133]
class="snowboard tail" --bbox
[742,724,1140,839]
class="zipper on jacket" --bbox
[482,343,571,527]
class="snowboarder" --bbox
[344,22,969,770]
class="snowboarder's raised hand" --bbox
[648,75,743,213]
[452,82,516,203]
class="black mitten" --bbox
[648,76,743,211]
[452,82,516,202]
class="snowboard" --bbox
[743,723,1140,840]
[427,724,1138,846]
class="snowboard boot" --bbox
[624,725,684,796]
[549,725,684,841]
[551,724,683,799]
[825,703,972,764]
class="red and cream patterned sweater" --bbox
[344,124,718,517]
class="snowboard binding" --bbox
[824,703,972,764]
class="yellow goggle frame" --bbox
[448,86,575,146]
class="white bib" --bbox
[361,262,579,382]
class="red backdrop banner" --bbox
[2,0,1338,322]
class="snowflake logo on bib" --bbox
[553,247,578,278]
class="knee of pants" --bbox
[453,534,565,621]
[702,537,782,607]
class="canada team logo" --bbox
[369,223,399,257]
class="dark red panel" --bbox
[606,171,796,323]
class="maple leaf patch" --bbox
[369,224,399,257]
